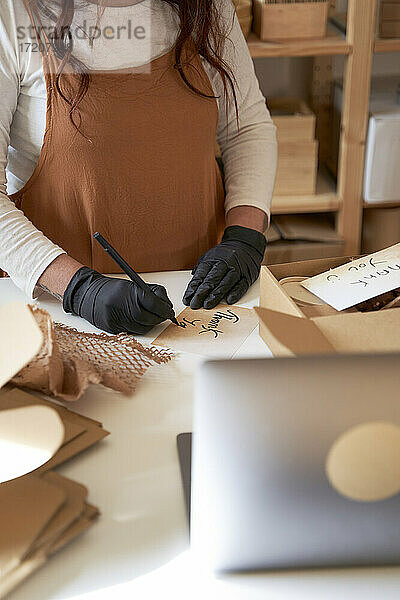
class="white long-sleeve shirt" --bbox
[0,0,277,298]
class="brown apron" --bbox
[5,2,225,277]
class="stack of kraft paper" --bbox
[0,303,109,598]
[0,387,109,597]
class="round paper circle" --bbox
[326,422,400,502]
[0,405,64,483]
[279,276,326,306]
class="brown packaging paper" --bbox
[10,305,174,401]
[29,472,88,553]
[0,498,99,599]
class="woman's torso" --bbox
[6,0,220,195]
[6,0,225,274]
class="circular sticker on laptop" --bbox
[326,422,400,502]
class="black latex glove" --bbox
[63,267,175,335]
[183,225,266,310]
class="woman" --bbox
[0,0,277,334]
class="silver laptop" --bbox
[190,354,400,572]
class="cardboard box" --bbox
[256,256,400,357]
[379,21,400,37]
[381,0,400,21]
[268,98,316,143]
[268,97,318,196]
[379,0,400,38]
[274,140,318,196]
[253,0,329,42]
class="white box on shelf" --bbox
[364,112,400,204]
[333,77,400,204]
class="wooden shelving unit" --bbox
[246,0,396,255]
[323,11,400,53]
[247,26,351,58]
[364,200,400,209]
[374,37,400,52]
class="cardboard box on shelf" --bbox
[268,97,319,196]
[380,21,400,37]
[268,98,316,143]
[381,0,400,21]
[274,140,318,196]
[256,256,400,357]
[379,0,400,38]
[253,0,329,42]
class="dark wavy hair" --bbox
[34,0,238,131]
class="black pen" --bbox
[93,232,180,326]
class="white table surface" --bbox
[1,272,400,600]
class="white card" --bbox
[0,405,64,483]
[301,244,400,311]
[0,303,43,389]
[153,305,259,359]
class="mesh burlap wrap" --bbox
[11,306,174,401]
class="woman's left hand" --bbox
[182,225,266,310]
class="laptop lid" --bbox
[191,354,400,572]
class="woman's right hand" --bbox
[62,267,175,334]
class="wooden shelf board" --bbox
[374,38,400,53]
[364,200,400,209]
[247,27,351,58]
[271,172,339,215]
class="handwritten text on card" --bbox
[301,244,400,311]
[153,305,258,358]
